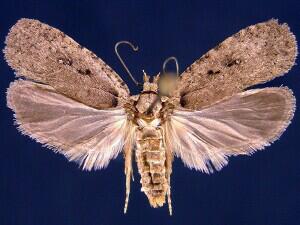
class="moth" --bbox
[4,19,297,215]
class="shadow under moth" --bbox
[3,18,297,215]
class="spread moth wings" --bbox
[4,18,133,170]
[165,19,297,173]
[4,18,298,176]
[3,18,298,214]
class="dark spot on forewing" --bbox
[225,59,241,67]
[180,95,187,107]
[77,68,92,76]
[112,97,118,107]
[85,69,91,75]
[57,57,73,66]
[204,54,210,58]
[207,69,220,75]
[215,43,222,50]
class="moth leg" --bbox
[166,154,173,216]
[124,142,133,214]
[162,126,173,216]
[167,174,172,216]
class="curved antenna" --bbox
[115,41,141,86]
[162,56,179,76]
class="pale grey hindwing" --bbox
[7,80,134,170]
[164,88,295,173]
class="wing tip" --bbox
[231,87,296,156]
[3,18,35,74]
[6,80,21,111]
[6,79,31,111]
[270,86,296,141]
[267,18,298,72]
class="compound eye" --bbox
[158,73,178,96]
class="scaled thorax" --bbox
[136,72,161,117]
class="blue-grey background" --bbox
[0,1,299,225]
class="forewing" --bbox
[164,88,295,173]
[176,19,297,110]
[7,80,134,170]
[4,18,129,109]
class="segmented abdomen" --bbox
[135,126,168,207]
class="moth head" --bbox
[142,70,158,93]
[114,41,179,97]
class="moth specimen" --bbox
[4,19,297,215]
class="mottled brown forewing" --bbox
[4,18,129,109]
[176,19,297,110]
